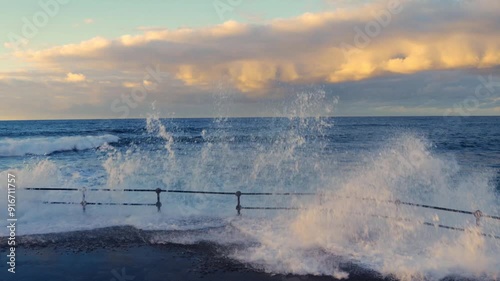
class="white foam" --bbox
[1,93,499,280]
[230,134,500,280]
[2,131,499,280]
[0,134,119,156]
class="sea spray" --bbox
[146,112,176,160]
[0,93,498,280]
[230,133,500,280]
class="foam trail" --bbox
[0,134,119,156]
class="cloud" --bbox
[18,37,110,62]
[2,0,500,119]
[122,81,141,88]
[13,0,500,96]
[84,18,94,24]
[65,72,86,83]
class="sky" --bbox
[0,0,499,120]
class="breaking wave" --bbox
[1,92,499,280]
[0,134,119,156]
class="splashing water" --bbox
[230,134,499,280]
[0,91,499,280]
[147,111,176,160]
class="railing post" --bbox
[395,199,401,213]
[81,187,87,213]
[155,188,162,212]
[235,191,242,216]
[474,210,482,226]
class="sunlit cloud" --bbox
[13,0,500,95]
[122,81,141,88]
[65,72,86,83]
[2,0,500,119]
[18,37,110,60]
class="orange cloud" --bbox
[65,72,86,83]
[19,37,110,62]
[11,0,500,94]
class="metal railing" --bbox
[24,187,500,239]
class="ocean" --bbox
[1,115,499,280]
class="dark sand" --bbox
[0,226,391,281]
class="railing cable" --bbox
[23,187,500,235]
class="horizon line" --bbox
[1,115,499,122]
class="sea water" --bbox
[0,96,499,280]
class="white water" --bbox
[229,135,500,280]
[0,134,119,156]
[0,93,499,280]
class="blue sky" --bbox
[1,0,328,52]
[1,0,499,120]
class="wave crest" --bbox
[0,134,119,156]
